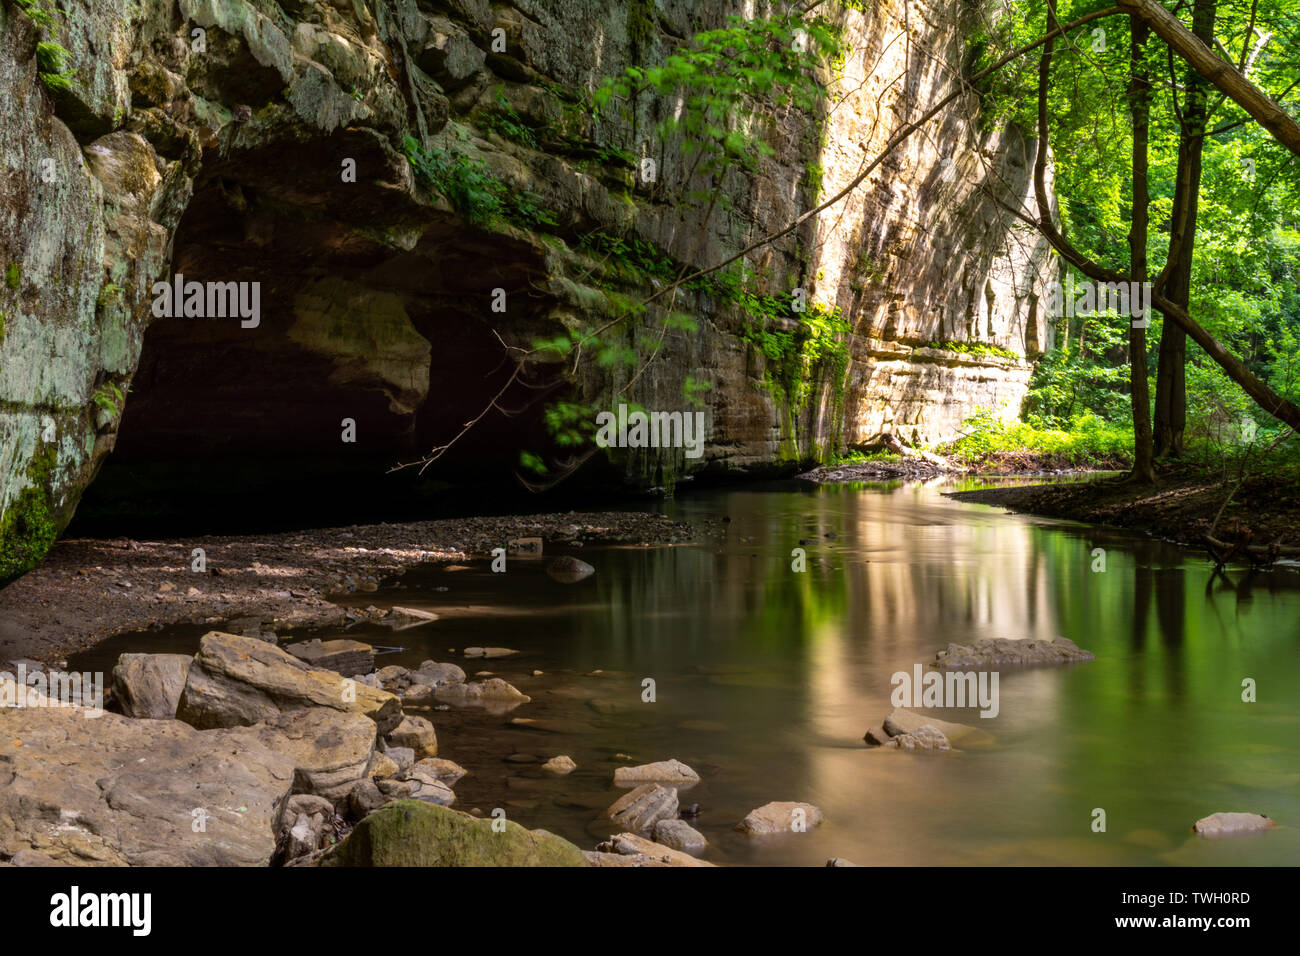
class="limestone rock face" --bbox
[176,632,402,734]
[323,800,588,866]
[1,0,1055,576]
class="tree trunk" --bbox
[1127,16,1157,483]
[1153,0,1215,458]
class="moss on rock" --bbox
[0,441,59,587]
[323,799,588,867]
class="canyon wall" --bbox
[0,0,1054,581]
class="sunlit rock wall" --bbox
[0,0,1053,580]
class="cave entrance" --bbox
[70,131,564,537]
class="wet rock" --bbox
[1192,812,1277,838]
[111,653,191,719]
[376,778,414,800]
[886,725,951,751]
[546,556,595,583]
[933,636,1094,668]
[613,758,700,788]
[541,755,576,775]
[595,832,715,867]
[863,724,893,747]
[652,819,707,852]
[737,802,824,835]
[463,647,520,658]
[606,783,678,832]
[376,665,412,693]
[322,800,586,866]
[283,638,374,677]
[880,707,991,746]
[176,632,402,734]
[385,715,437,758]
[435,677,530,711]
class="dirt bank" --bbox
[0,512,709,666]
[946,466,1300,556]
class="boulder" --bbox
[0,693,293,866]
[737,802,824,835]
[613,758,700,788]
[176,632,401,734]
[385,715,437,758]
[410,661,466,685]
[606,784,678,832]
[403,766,456,806]
[283,638,375,677]
[546,556,595,583]
[323,800,588,866]
[933,636,1094,669]
[1192,812,1277,838]
[111,653,191,718]
[434,677,530,711]
[244,709,378,805]
[375,665,412,693]
[652,818,707,852]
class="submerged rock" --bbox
[1192,812,1277,838]
[322,800,587,866]
[112,652,191,719]
[387,606,440,630]
[933,636,1094,669]
[878,707,992,746]
[283,638,374,677]
[652,818,707,852]
[463,647,521,658]
[546,556,595,583]
[737,802,824,835]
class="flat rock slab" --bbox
[177,632,401,734]
[881,707,993,746]
[0,691,294,866]
[284,638,375,677]
[112,653,191,719]
[1193,812,1277,838]
[606,783,678,831]
[599,831,715,866]
[933,636,1094,669]
[737,801,824,835]
[613,758,700,788]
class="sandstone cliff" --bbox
[0,0,1054,582]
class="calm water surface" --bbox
[76,479,1300,865]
